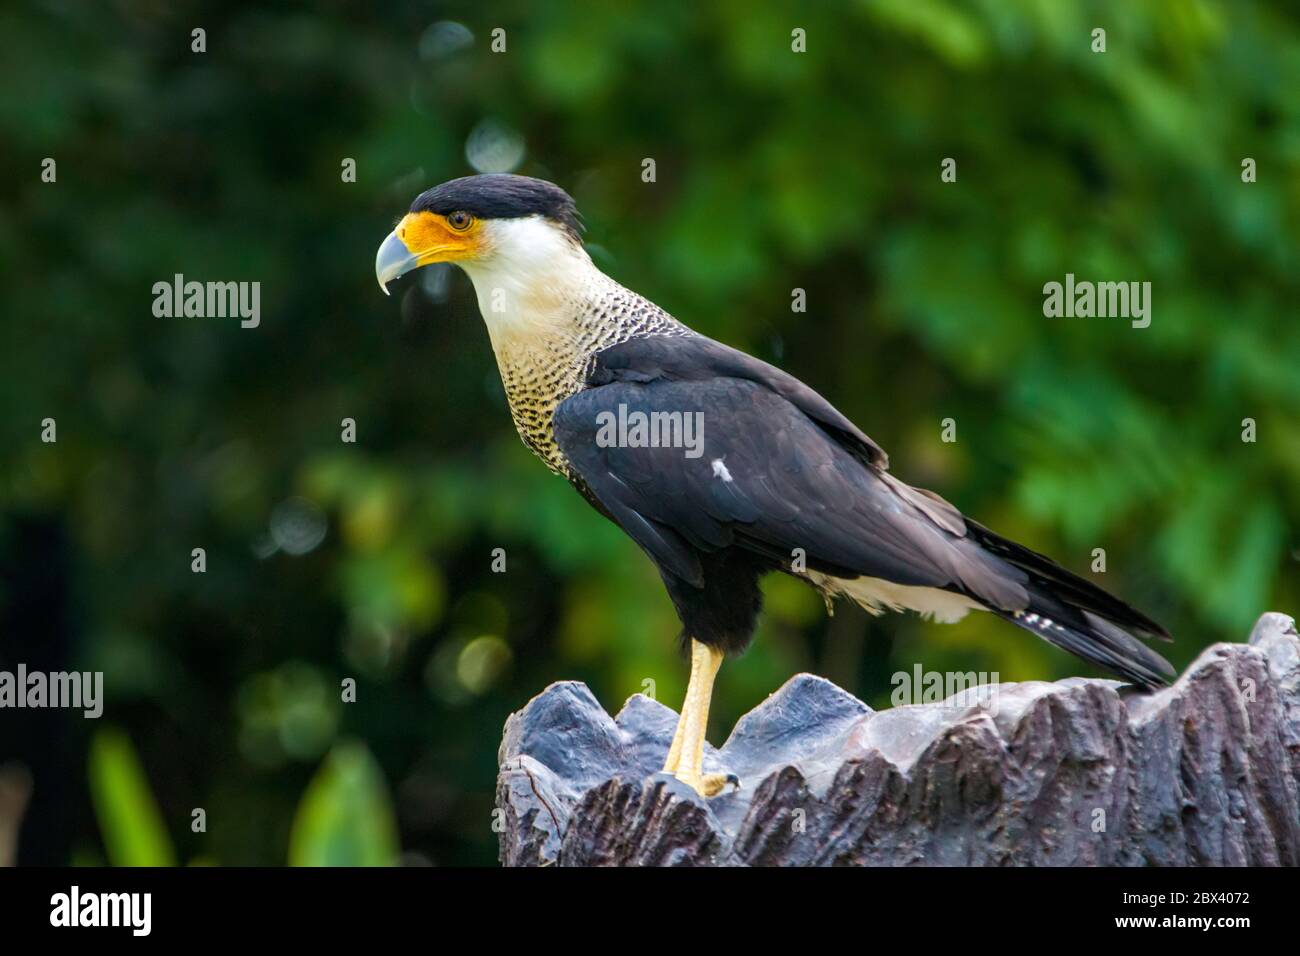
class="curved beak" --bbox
[375,230,420,296]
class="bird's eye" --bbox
[447,211,474,231]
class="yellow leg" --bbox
[663,699,689,774]
[661,639,739,797]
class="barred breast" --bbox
[492,281,692,477]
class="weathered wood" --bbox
[496,612,1300,866]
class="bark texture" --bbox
[496,612,1300,866]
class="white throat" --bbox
[450,214,690,476]
[458,216,606,352]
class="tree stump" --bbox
[495,612,1300,866]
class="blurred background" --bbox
[0,0,1297,866]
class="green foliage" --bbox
[288,741,400,867]
[88,729,176,867]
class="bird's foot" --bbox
[674,770,740,798]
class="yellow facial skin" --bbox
[396,211,482,264]
[376,211,483,293]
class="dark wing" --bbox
[554,333,1175,688]
[587,334,891,470]
[555,335,1022,603]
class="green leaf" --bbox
[288,741,399,867]
[88,727,176,867]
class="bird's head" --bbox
[375,173,585,295]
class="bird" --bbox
[375,173,1175,797]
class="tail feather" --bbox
[991,584,1175,689]
[958,521,1175,688]
[967,519,1171,641]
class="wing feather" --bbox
[552,333,1173,687]
[554,371,995,597]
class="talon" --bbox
[697,771,740,798]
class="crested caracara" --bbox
[376,174,1174,796]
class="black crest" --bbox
[410,174,583,238]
